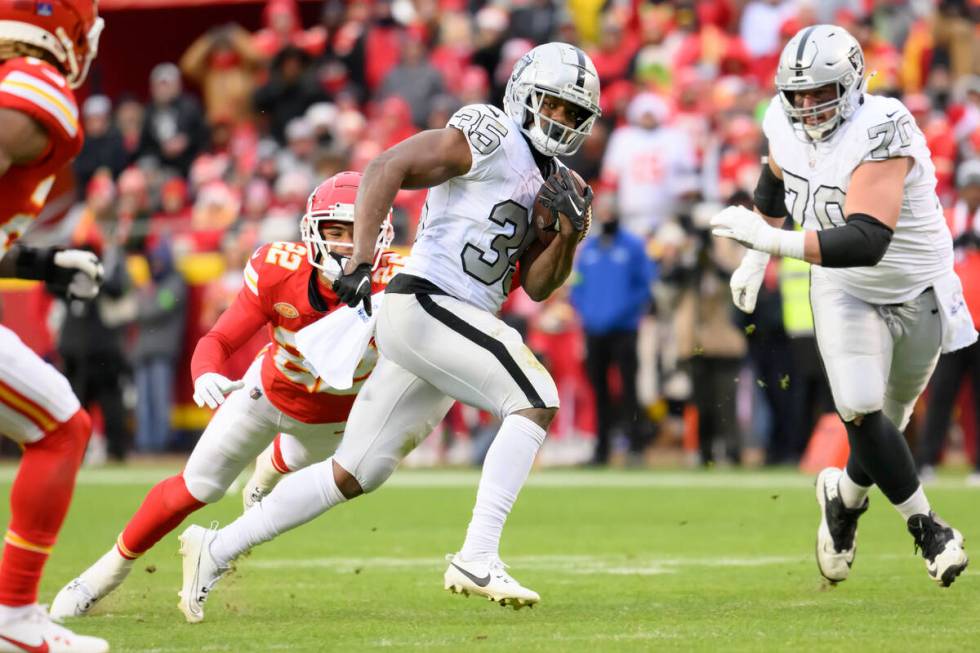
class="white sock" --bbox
[210,458,347,566]
[838,469,871,509]
[81,546,134,594]
[0,603,36,625]
[459,414,546,562]
[251,443,286,494]
[894,485,931,521]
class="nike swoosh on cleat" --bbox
[0,634,50,653]
[451,563,491,587]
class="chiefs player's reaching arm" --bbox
[0,107,103,296]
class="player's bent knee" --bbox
[182,472,230,504]
[514,406,557,430]
[31,408,92,458]
[332,458,363,499]
[838,397,883,425]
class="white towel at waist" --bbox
[294,294,382,390]
[932,271,978,353]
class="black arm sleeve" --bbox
[816,213,894,268]
[753,163,788,218]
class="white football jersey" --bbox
[404,104,547,313]
[763,93,953,304]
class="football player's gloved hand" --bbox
[539,167,593,235]
[710,205,805,260]
[52,250,104,300]
[193,372,245,409]
[710,205,777,251]
[333,261,373,316]
[729,248,770,314]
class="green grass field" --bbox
[4,465,979,652]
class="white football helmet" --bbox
[503,42,601,157]
[775,24,866,142]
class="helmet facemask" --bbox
[522,88,597,157]
[779,82,848,143]
[300,201,393,281]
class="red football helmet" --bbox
[300,171,393,279]
[0,0,104,88]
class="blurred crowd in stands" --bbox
[11,0,980,474]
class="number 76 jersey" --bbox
[404,104,547,313]
[763,93,953,304]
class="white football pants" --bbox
[0,325,80,443]
[183,356,345,503]
[810,266,941,429]
[335,291,560,492]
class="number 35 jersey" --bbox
[763,93,953,304]
[404,104,547,313]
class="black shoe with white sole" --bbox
[907,512,968,587]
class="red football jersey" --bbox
[0,57,83,254]
[192,241,405,424]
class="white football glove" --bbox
[729,249,770,314]
[53,250,104,300]
[193,372,244,409]
[710,205,806,261]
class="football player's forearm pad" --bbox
[816,213,894,268]
[752,163,788,218]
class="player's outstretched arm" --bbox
[711,154,909,269]
[348,128,472,268]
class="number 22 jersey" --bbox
[404,104,547,313]
[763,93,953,304]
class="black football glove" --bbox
[538,167,593,234]
[332,262,373,315]
[14,246,104,300]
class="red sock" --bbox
[117,473,204,559]
[0,409,90,606]
[271,434,291,473]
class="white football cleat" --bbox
[443,553,539,609]
[0,604,108,652]
[815,467,868,583]
[50,549,133,619]
[907,512,969,587]
[177,524,229,623]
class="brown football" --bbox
[532,168,591,245]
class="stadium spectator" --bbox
[661,203,747,465]
[919,159,980,482]
[380,31,445,128]
[58,215,133,462]
[570,191,655,465]
[253,46,326,143]
[115,95,145,160]
[509,0,560,48]
[252,0,326,59]
[601,92,698,238]
[73,95,128,197]
[739,0,797,61]
[138,63,210,177]
[134,239,187,453]
[779,254,834,460]
[180,23,262,125]
[587,12,637,87]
